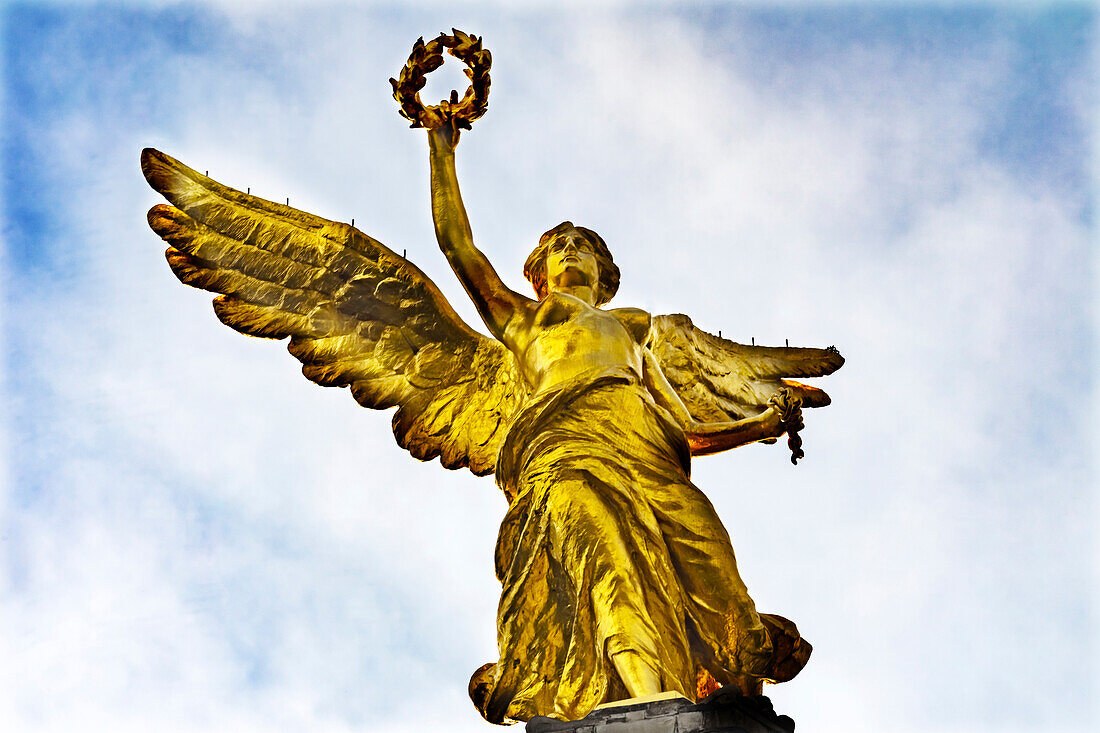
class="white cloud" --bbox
[2,4,1094,733]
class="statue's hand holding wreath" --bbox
[390,29,491,152]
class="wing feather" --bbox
[650,313,843,423]
[143,148,524,476]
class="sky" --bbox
[1,2,1096,732]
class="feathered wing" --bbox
[648,313,843,424]
[141,148,524,476]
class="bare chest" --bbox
[515,294,649,392]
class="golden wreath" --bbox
[390,30,492,130]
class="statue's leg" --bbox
[644,479,773,685]
[543,467,693,700]
[609,650,662,698]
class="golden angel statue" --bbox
[141,31,843,725]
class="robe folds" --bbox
[469,367,810,724]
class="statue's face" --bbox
[545,229,599,296]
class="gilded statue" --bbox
[141,31,843,725]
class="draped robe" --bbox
[468,366,810,724]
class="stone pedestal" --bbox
[526,689,795,733]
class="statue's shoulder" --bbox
[607,307,651,345]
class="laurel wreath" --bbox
[390,30,492,130]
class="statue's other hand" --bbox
[758,406,784,441]
[428,121,460,153]
[766,388,804,438]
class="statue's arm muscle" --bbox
[641,347,696,427]
[642,348,781,456]
[429,129,530,342]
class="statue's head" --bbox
[523,221,620,306]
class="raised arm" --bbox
[428,126,530,342]
[641,348,796,456]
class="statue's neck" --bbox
[549,284,597,307]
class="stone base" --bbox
[526,688,795,733]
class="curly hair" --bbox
[522,221,620,306]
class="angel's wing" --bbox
[648,313,843,424]
[141,148,524,476]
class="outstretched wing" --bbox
[648,313,843,423]
[142,148,524,476]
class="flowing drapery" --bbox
[469,368,807,723]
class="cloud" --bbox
[2,4,1094,732]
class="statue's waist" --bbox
[495,366,688,499]
[525,364,641,403]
